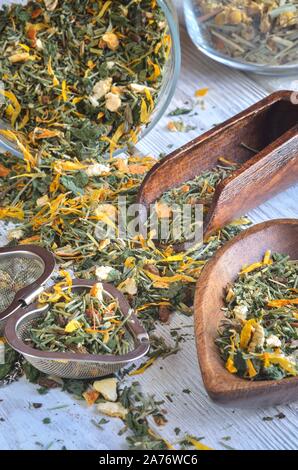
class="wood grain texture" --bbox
[0,0,298,451]
[195,219,298,408]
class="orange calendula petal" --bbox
[59,270,73,289]
[195,87,209,97]
[0,206,24,220]
[147,58,161,81]
[0,163,10,177]
[239,319,257,349]
[47,57,59,86]
[83,389,99,406]
[143,270,196,288]
[0,89,21,126]
[267,298,298,308]
[226,355,237,374]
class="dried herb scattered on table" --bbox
[195,0,298,66]
[0,0,170,160]
[29,282,133,355]
[217,251,298,380]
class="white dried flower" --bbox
[266,335,282,349]
[129,83,154,93]
[93,378,118,402]
[89,78,113,106]
[118,278,137,296]
[105,92,122,112]
[233,305,248,321]
[95,266,114,281]
[248,323,265,352]
[8,228,24,241]
[158,20,166,29]
[35,39,44,51]
[94,204,117,219]
[97,401,127,419]
[36,194,49,207]
[44,0,59,11]
[85,163,111,177]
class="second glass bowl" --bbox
[184,0,298,75]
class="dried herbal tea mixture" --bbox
[0,146,250,448]
[217,251,298,381]
[0,0,170,160]
[195,0,298,65]
[152,158,238,244]
[29,281,134,355]
[0,149,249,337]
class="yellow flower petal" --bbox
[240,262,264,274]
[267,298,298,308]
[0,89,21,126]
[97,0,112,19]
[195,87,209,97]
[246,359,257,378]
[61,80,68,102]
[263,250,272,265]
[65,319,82,333]
[129,356,157,376]
[239,319,257,349]
[187,437,214,450]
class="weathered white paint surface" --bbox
[0,0,298,451]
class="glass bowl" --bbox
[143,0,181,143]
[184,0,298,76]
[0,0,181,158]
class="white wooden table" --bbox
[0,1,298,451]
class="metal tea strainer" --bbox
[2,245,150,379]
[0,245,55,333]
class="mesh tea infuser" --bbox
[1,245,150,379]
[0,245,55,333]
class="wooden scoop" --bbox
[138,91,298,250]
[194,219,298,408]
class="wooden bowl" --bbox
[194,219,298,408]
